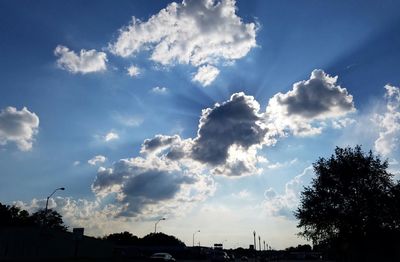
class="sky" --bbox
[1,0,400,249]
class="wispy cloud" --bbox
[104,131,119,142]
[88,155,107,166]
[374,84,400,156]
[151,86,168,94]
[127,65,140,77]
[264,166,314,219]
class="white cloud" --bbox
[266,69,356,136]
[192,64,220,86]
[54,45,107,74]
[88,155,107,166]
[332,117,356,129]
[0,106,39,151]
[104,131,119,142]
[151,86,168,94]
[267,158,298,170]
[109,0,257,85]
[264,166,314,219]
[73,161,80,166]
[374,84,400,156]
[127,65,140,77]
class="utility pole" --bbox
[253,231,256,250]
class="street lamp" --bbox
[44,187,65,226]
[193,230,200,247]
[154,217,166,233]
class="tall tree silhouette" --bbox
[31,208,68,231]
[295,146,400,261]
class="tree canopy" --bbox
[0,202,67,231]
[295,146,400,260]
[104,232,186,247]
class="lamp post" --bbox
[193,230,200,247]
[154,218,166,233]
[44,187,65,225]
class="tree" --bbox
[0,203,33,227]
[31,208,68,231]
[140,232,186,247]
[104,231,139,245]
[295,146,400,260]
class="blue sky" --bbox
[1,0,400,249]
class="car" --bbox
[211,251,230,262]
[240,256,248,261]
[149,252,176,261]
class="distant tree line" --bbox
[103,231,186,247]
[0,202,67,231]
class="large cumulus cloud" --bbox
[192,92,267,165]
[92,155,215,218]
[109,0,257,86]
[266,69,355,136]
[89,69,357,219]
[0,106,39,151]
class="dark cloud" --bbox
[272,69,354,119]
[266,70,356,136]
[141,135,180,153]
[191,92,267,165]
[92,157,214,217]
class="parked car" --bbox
[240,256,249,261]
[149,252,176,261]
[211,250,230,262]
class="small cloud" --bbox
[104,131,119,142]
[267,158,298,170]
[0,106,39,151]
[127,65,140,77]
[54,45,107,74]
[332,118,356,129]
[73,161,80,166]
[232,189,252,200]
[192,64,220,87]
[88,155,107,166]
[151,86,168,94]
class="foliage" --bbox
[0,203,33,226]
[103,231,186,247]
[295,146,400,260]
[285,244,312,252]
[0,203,67,231]
[104,231,139,245]
[31,208,68,231]
[140,232,186,247]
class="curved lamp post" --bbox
[44,187,65,226]
[193,230,200,247]
[154,217,166,233]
